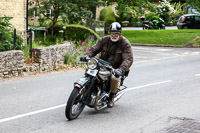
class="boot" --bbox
[107,93,115,108]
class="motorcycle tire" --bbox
[65,87,86,120]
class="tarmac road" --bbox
[0,46,200,133]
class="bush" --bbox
[46,20,65,36]
[64,24,100,43]
[0,16,14,52]
[33,35,63,47]
[65,40,96,68]
[100,7,117,24]
[100,7,117,34]
[145,12,159,21]
[0,16,23,52]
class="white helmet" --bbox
[110,22,122,33]
[110,22,121,42]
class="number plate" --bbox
[87,69,98,77]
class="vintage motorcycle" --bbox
[65,56,128,120]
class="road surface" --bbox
[0,46,200,133]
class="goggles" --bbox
[110,32,121,37]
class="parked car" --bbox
[177,14,200,29]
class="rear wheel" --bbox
[65,87,85,120]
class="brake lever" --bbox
[77,61,82,66]
[77,61,87,66]
[86,56,90,61]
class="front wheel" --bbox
[65,87,85,120]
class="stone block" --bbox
[0,73,3,77]
[12,71,18,76]
[4,74,10,78]
[3,72,9,75]
[30,66,35,72]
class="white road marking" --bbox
[192,52,200,55]
[133,49,163,54]
[134,47,200,56]
[157,49,173,52]
[0,104,65,123]
[134,55,181,64]
[195,74,200,77]
[0,80,172,123]
[123,80,172,92]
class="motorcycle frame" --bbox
[74,70,111,107]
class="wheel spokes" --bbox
[71,93,84,115]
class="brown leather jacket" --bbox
[87,35,133,72]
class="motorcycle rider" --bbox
[80,22,133,108]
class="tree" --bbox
[34,0,93,35]
[186,0,200,10]
[33,0,107,35]
[106,0,148,11]
[68,0,107,30]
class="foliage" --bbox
[28,7,36,18]
[64,24,100,44]
[145,1,158,12]
[70,0,106,30]
[0,16,22,52]
[156,0,175,23]
[34,0,93,35]
[33,35,63,47]
[172,2,185,17]
[100,7,117,24]
[0,16,13,52]
[21,43,31,61]
[170,2,185,24]
[107,0,148,22]
[95,21,105,27]
[32,0,107,35]
[107,0,148,12]
[117,6,141,24]
[65,40,96,67]
[145,12,159,21]
[186,0,200,10]
[48,20,65,36]
[36,18,53,27]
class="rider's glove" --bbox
[80,55,89,61]
[114,68,124,78]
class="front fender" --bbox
[74,77,91,89]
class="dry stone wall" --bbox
[0,43,70,79]
[32,44,69,72]
[0,50,24,78]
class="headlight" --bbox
[87,59,97,69]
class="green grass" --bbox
[122,29,200,46]
[198,40,200,46]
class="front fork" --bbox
[74,76,97,105]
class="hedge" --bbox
[64,24,100,43]
[100,7,116,24]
